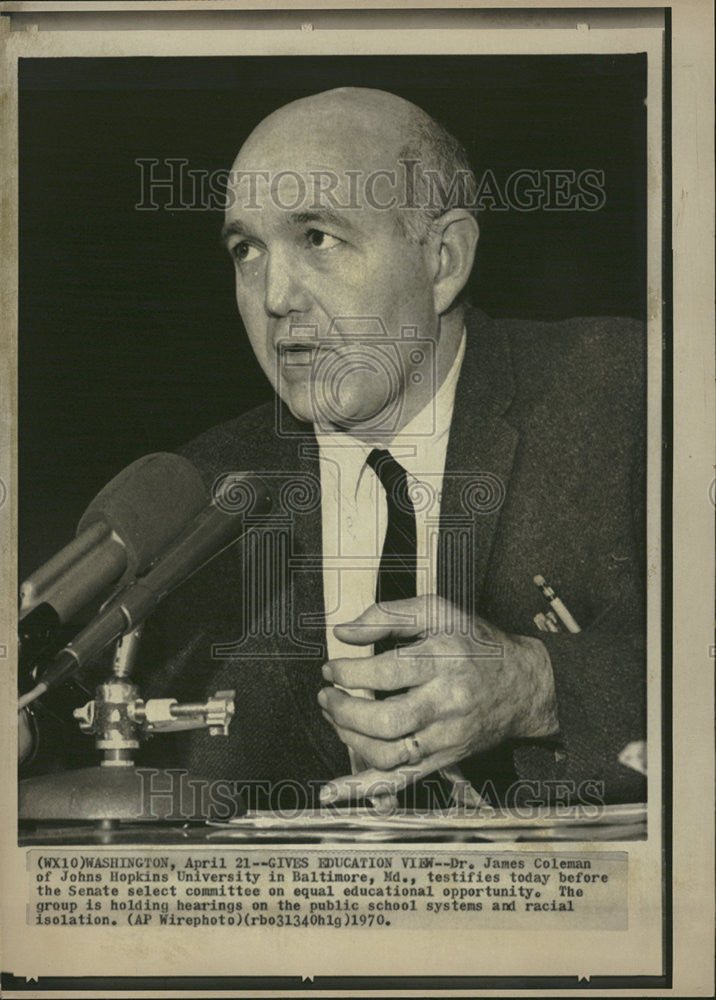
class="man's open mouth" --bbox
[277,341,318,366]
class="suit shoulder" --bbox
[175,401,279,485]
[496,314,646,415]
[500,313,644,369]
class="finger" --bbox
[18,709,35,763]
[318,685,429,739]
[369,792,401,813]
[322,650,435,691]
[324,713,428,770]
[333,598,430,645]
[319,750,454,805]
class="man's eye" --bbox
[306,229,342,250]
[232,241,262,264]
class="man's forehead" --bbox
[224,146,408,227]
[230,95,411,187]
[232,134,401,187]
[223,90,418,226]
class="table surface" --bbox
[19,803,647,845]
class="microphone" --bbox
[19,453,208,666]
[19,472,272,707]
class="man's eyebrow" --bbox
[287,209,358,233]
[220,208,359,247]
[220,219,252,246]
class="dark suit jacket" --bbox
[135,308,647,806]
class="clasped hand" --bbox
[317,595,558,804]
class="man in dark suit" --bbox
[134,87,646,809]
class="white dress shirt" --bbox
[316,334,475,794]
[317,333,466,665]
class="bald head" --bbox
[241,88,428,163]
[232,87,478,243]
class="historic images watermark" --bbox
[135,768,607,822]
[207,462,506,662]
[270,318,440,437]
[135,158,607,214]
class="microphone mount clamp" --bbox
[71,627,235,767]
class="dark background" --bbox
[18,54,646,578]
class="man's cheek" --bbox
[240,328,275,386]
[235,278,265,322]
[258,349,279,389]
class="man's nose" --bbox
[264,252,311,317]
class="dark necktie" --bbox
[364,448,482,809]
[366,449,417,657]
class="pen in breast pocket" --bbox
[533,574,582,634]
[533,611,560,633]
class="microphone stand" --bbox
[19,625,238,828]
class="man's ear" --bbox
[426,209,479,315]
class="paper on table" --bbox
[206,802,646,842]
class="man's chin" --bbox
[279,386,321,427]
[282,396,384,435]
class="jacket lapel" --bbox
[270,425,349,777]
[438,309,518,607]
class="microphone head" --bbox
[77,452,208,581]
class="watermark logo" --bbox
[204,461,505,659]
[274,318,437,439]
[135,158,607,214]
[135,769,607,822]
